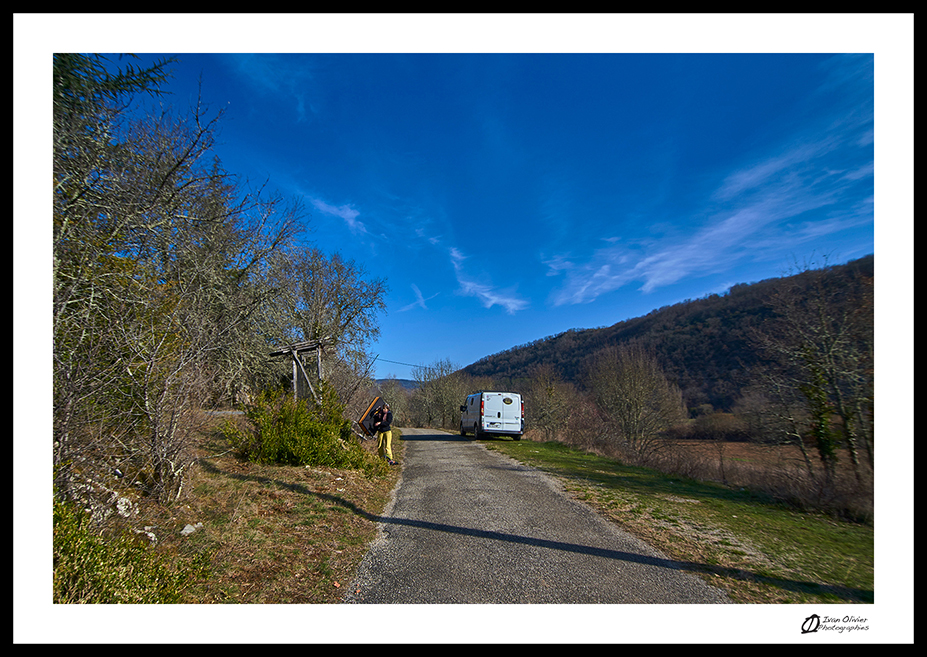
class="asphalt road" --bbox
[344,428,730,604]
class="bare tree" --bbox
[751,257,874,483]
[584,343,687,460]
[410,358,466,429]
[377,377,412,428]
[734,380,816,475]
[524,364,575,442]
[53,55,303,508]
[262,248,387,405]
[297,249,387,364]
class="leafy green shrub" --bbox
[225,383,387,476]
[53,498,207,603]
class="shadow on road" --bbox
[199,458,871,603]
[398,428,521,443]
[397,430,469,442]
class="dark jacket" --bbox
[373,409,392,433]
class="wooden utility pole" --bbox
[269,338,330,404]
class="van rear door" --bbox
[481,392,523,436]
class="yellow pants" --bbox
[377,430,393,461]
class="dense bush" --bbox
[225,383,387,476]
[53,498,207,603]
[686,412,753,442]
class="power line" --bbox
[376,357,421,369]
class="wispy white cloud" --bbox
[310,198,368,235]
[449,248,528,314]
[398,283,438,312]
[550,136,873,306]
[542,253,576,277]
[224,53,320,124]
[713,142,823,202]
[414,225,443,246]
[548,55,874,307]
[549,174,871,306]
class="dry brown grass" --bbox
[129,420,870,604]
[611,438,873,521]
[526,422,873,520]
[138,420,403,604]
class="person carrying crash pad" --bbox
[372,403,396,465]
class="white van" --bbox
[460,391,524,440]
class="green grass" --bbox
[53,498,210,603]
[483,438,873,604]
[53,422,404,605]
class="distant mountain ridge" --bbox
[460,255,874,413]
[374,378,419,391]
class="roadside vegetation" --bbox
[53,496,210,603]
[51,54,393,605]
[222,383,389,478]
[54,410,402,604]
[53,420,870,605]
[482,436,873,604]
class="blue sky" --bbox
[128,49,878,380]
[11,14,915,644]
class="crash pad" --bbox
[357,396,385,436]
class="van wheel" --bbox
[460,423,466,436]
[513,436,521,441]
[473,424,480,439]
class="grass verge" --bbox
[63,426,870,605]
[133,425,404,604]
[481,437,873,604]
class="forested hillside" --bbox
[462,254,874,414]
